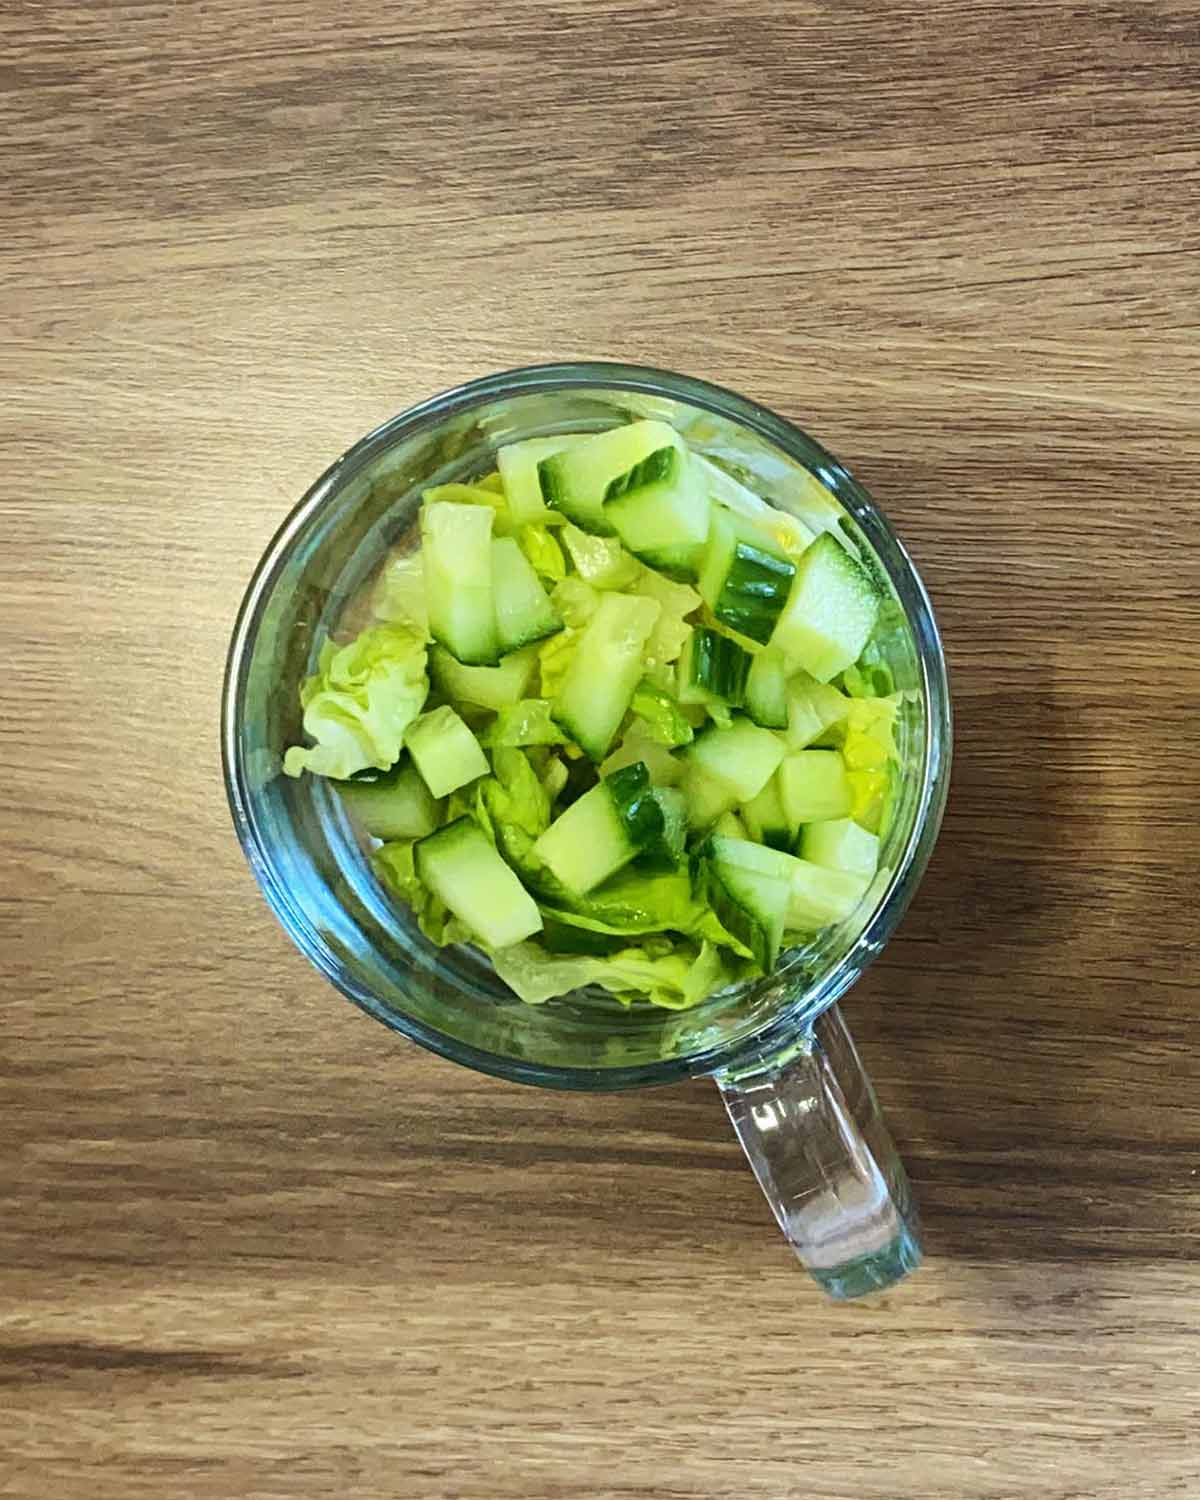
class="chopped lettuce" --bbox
[489,936,725,1008]
[370,550,429,637]
[560,525,640,588]
[629,567,702,668]
[843,694,901,771]
[484,698,569,748]
[283,625,428,780]
[550,577,602,628]
[629,679,694,748]
[374,840,457,945]
[537,624,581,700]
[517,524,566,581]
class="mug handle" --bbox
[714,1002,921,1299]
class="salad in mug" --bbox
[284,421,901,1009]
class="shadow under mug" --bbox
[221,363,951,1300]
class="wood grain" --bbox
[2,1,1199,1495]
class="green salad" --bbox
[284,419,901,1009]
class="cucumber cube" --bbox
[491,536,562,651]
[778,749,852,828]
[551,592,661,760]
[497,435,581,525]
[532,762,661,896]
[538,420,684,536]
[686,717,786,802]
[421,502,500,666]
[787,860,869,931]
[786,674,851,748]
[800,818,880,879]
[771,533,880,682]
[337,761,443,841]
[415,818,543,949]
[430,643,538,712]
[405,706,489,798]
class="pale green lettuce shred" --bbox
[484,699,567,748]
[490,938,737,1009]
[516,524,566,581]
[560,525,640,588]
[629,567,701,669]
[283,625,429,780]
[370,551,429,637]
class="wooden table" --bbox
[4,3,1198,1495]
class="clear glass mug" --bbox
[221,363,951,1300]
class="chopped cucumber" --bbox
[787,860,870,931]
[714,809,748,839]
[600,724,684,786]
[497,435,581,525]
[531,762,662,896]
[786,674,851,748]
[602,439,710,578]
[698,506,796,644]
[679,764,738,830]
[741,774,790,850]
[638,787,688,870]
[538,420,683,537]
[701,834,793,971]
[744,648,790,729]
[414,817,543,948]
[685,716,786,803]
[800,818,880,879]
[778,749,852,830]
[291,407,897,1009]
[337,761,443,841]
[771,533,880,682]
[405,706,489,798]
[431,643,538,711]
[676,627,752,709]
[421,501,499,665]
[492,536,562,651]
[551,592,661,760]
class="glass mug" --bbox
[222,363,951,1300]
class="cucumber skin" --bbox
[603,761,665,853]
[603,445,676,502]
[680,628,752,705]
[700,852,778,972]
[711,542,796,645]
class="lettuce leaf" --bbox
[560,525,640,588]
[551,577,602,628]
[629,568,702,669]
[373,840,456,944]
[370,551,429,637]
[283,625,429,780]
[483,698,568,748]
[629,679,694,749]
[843,693,900,771]
[489,937,704,1008]
[517,524,566,581]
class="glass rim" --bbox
[222,361,952,1090]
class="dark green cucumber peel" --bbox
[602,761,665,852]
[712,544,796,645]
[694,835,784,973]
[685,628,753,704]
[635,788,687,872]
[602,446,678,503]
